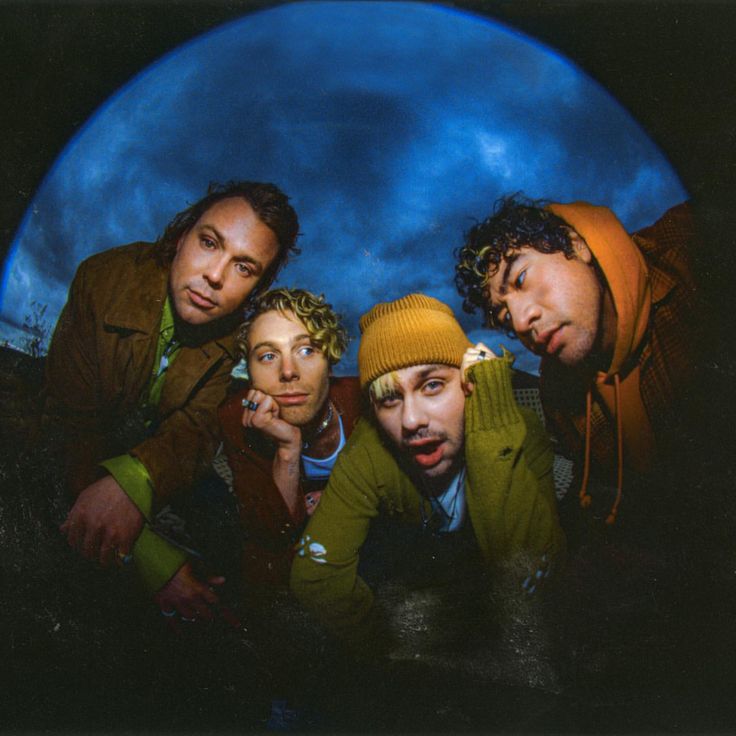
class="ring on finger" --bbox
[241,399,259,411]
[180,616,197,623]
[160,609,176,617]
[477,350,487,360]
[116,550,133,565]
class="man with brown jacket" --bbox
[45,181,299,613]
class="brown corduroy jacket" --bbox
[43,242,237,505]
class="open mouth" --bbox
[407,439,445,468]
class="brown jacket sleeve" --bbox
[43,257,114,495]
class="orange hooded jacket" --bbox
[540,202,700,523]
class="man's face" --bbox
[372,364,465,485]
[169,197,279,325]
[486,237,606,367]
[247,309,331,427]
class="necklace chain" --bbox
[302,401,334,450]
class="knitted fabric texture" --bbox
[358,293,471,389]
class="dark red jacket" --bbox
[218,377,362,586]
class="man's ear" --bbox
[569,231,593,264]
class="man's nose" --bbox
[204,255,228,288]
[280,354,299,382]
[401,395,428,434]
[509,295,541,336]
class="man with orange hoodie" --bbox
[455,196,701,527]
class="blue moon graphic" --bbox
[0,1,686,374]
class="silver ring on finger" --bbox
[180,616,197,623]
[160,609,176,617]
[477,350,487,360]
[241,399,259,411]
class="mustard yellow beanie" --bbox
[358,293,471,389]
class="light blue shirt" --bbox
[302,414,346,481]
[430,467,467,533]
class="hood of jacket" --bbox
[546,202,656,515]
[547,202,651,380]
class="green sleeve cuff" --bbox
[466,352,521,433]
[133,525,188,593]
[100,454,154,519]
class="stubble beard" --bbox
[281,403,320,428]
[554,272,608,371]
[406,428,465,494]
[283,379,330,430]
[416,446,464,495]
[169,287,241,346]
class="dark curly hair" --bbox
[155,180,300,297]
[455,194,576,329]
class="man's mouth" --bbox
[534,326,563,356]
[406,438,446,468]
[187,288,217,309]
[275,392,309,406]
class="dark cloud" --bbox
[1,1,685,374]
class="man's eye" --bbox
[423,379,444,394]
[297,345,315,358]
[235,262,253,276]
[378,395,401,409]
[201,236,216,249]
[514,270,526,288]
[258,352,276,363]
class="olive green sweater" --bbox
[290,356,565,651]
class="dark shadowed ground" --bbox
[2,345,736,734]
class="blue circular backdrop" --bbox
[0,0,686,374]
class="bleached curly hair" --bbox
[236,287,349,366]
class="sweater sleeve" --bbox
[100,454,188,592]
[100,454,154,518]
[464,355,566,581]
[290,420,394,655]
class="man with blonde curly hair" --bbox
[215,287,361,593]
